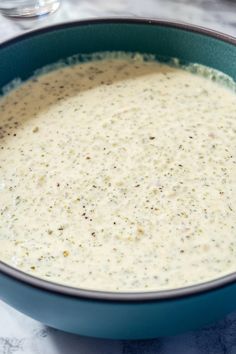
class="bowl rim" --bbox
[0,17,236,302]
[0,17,236,49]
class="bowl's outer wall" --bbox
[0,20,236,339]
[1,271,236,339]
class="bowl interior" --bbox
[0,19,236,95]
[0,19,236,301]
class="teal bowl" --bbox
[0,19,236,340]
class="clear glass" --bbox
[0,0,60,18]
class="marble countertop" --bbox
[0,0,236,353]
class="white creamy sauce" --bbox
[0,56,235,291]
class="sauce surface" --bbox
[0,57,236,291]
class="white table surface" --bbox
[0,1,236,353]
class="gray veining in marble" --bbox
[0,0,236,353]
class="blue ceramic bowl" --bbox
[0,19,236,340]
